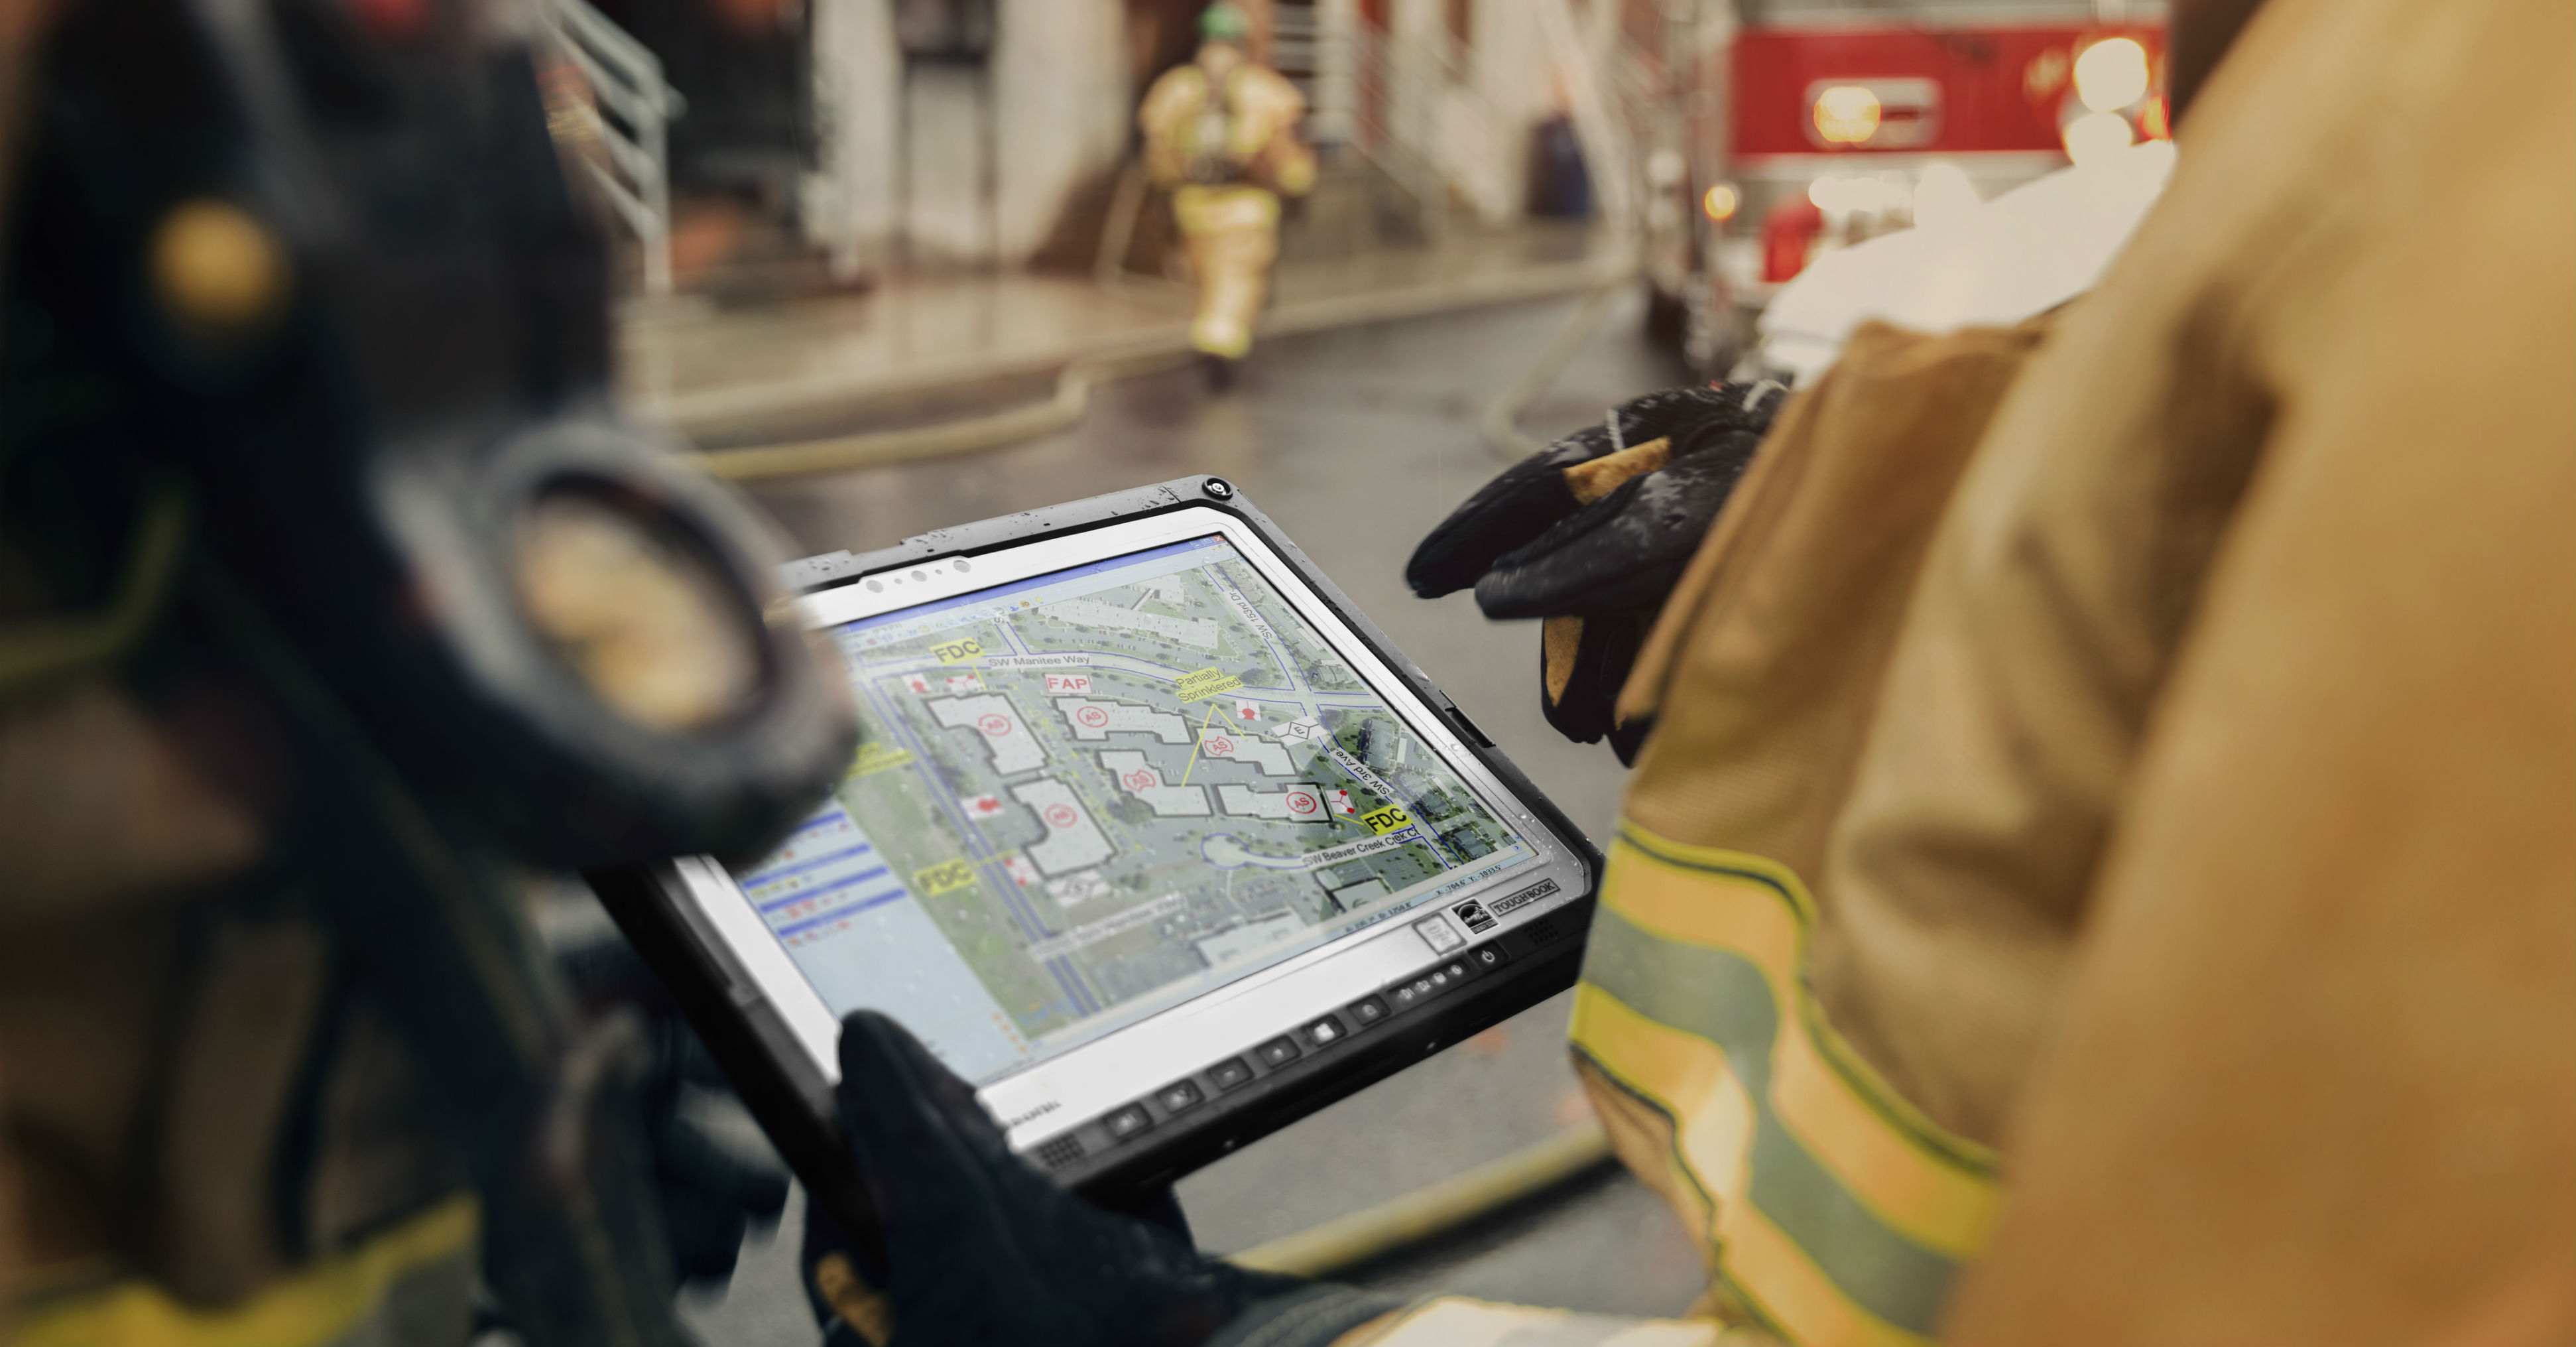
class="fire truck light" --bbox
[1813,86,1883,145]
[2063,111,2136,167]
[2142,97,2172,141]
[2074,37,2152,113]
[1703,184,1740,223]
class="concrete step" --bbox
[647,200,874,308]
[1280,151,1434,263]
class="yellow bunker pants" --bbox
[1173,184,1280,360]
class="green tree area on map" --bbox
[1215,558,1363,690]
[835,704,1077,1036]
[1003,569,1289,688]
[828,613,1087,1037]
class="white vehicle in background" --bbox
[1752,136,2174,380]
[1634,0,2172,378]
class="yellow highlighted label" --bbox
[913,860,977,896]
[1362,805,1414,835]
[851,741,914,777]
[932,637,985,665]
[1175,667,1245,701]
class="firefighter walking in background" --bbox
[1139,3,1316,388]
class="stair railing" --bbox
[1325,16,1515,239]
[538,0,687,295]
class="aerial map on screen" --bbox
[727,534,1538,1082]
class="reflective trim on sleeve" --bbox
[1569,824,2002,1346]
[13,1195,478,1347]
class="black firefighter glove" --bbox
[1407,382,1786,761]
[802,1011,1397,1347]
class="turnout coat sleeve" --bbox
[1292,0,2576,1340]
[1945,0,2576,1338]
[1304,319,2054,1347]
[1321,0,2576,1338]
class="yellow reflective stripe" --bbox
[1722,1189,1930,1347]
[1605,831,1998,1177]
[1579,1056,1720,1268]
[1576,986,1922,1347]
[1581,907,1963,1338]
[1575,982,1749,1197]
[1570,824,2010,1344]
[1342,1297,1727,1347]
[1775,1037,1994,1253]
[15,1196,478,1347]
[1172,184,1281,233]
[1603,828,1999,1208]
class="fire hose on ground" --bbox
[1226,1120,1615,1279]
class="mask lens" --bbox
[516,487,763,734]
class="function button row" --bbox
[1082,942,1511,1151]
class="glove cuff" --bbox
[1207,1283,1408,1347]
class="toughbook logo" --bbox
[1489,877,1560,919]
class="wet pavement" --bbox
[678,289,1712,1344]
[621,224,1611,446]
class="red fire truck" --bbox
[1646,1,2169,375]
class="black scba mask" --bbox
[5,0,851,866]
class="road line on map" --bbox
[877,672,1100,1017]
[1177,698,1224,788]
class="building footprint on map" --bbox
[1099,751,1211,816]
[1009,779,1114,875]
[1197,730,1296,775]
[1217,783,1330,822]
[930,694,1044,775]
[1056,697,1190,743]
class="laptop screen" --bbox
[728,531,1544,1087]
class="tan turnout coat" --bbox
[1349,0,2576,1340]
